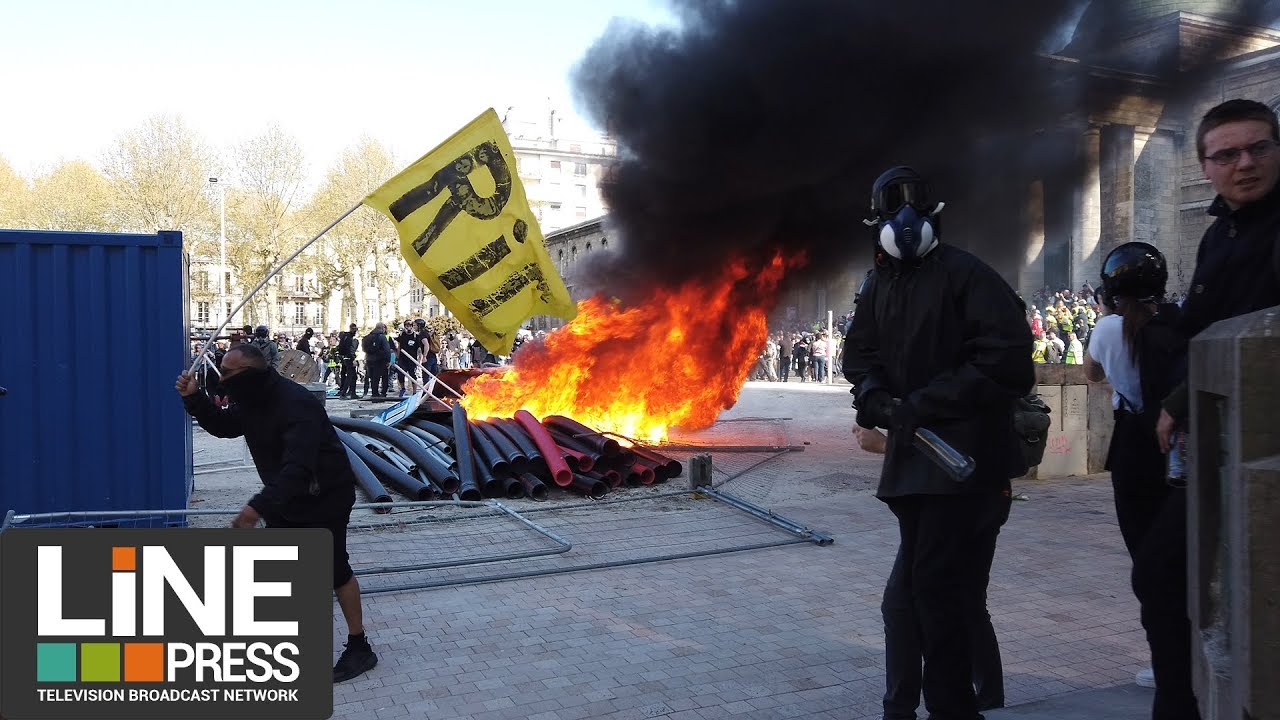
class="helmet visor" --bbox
[875,180,931,216]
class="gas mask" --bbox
[864,166,943,264]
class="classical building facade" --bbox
[502,105,616,232]
[1024,1,1280,295]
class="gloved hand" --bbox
[855,388,894,429]
[888,399,920,441]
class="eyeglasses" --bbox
[1203,139,1280,166]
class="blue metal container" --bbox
[0,229,193,526]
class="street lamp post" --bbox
[208,177,226,330]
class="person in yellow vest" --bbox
[1031,332,1049,363]
[1065,331,1084,364]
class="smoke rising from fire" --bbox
[571,0,1280,294]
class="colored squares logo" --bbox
[36,643,76,682]
[35,643,166,682]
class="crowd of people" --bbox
[190,321,538,402]
[751,330,845,382]
[1024,283,1187,366]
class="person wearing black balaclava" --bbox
[175,342,378,684]
[843,166,1034,720]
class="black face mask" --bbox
[219,367,271,406]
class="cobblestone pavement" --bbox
[193,380,1147,719]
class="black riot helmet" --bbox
[1100,242,1167,308]
[866,166,943,263]
[254,325,270,338]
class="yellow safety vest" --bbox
[1032,340,1047,363]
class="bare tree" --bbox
[223,125,308,327]
[0,155,31,229]
[303,137,398,330]
[28,160,118,232]
[101,114,215,242]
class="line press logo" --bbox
[0,528,333,720]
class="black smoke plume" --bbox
[570,0,1280,300]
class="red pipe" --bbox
[558,444,595,473]
[515,410,573,487]
[630,462,656,486]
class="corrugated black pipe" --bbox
[414,469,443,500]
[468,422,511,477]
[569,472,609,499]
[472,451,504,497]
[546,428,606,467]
[335,428,432,501]
[491,418,547,474]
[543,415,621,456]
[584,468,622,489]
[474,420,529,473]
[398,426,457,472]
[517,472,548,501]
[410,419,455,447]
[498,472,524,499]
[633,456,670,483]
[341,444,393,511]
[330,415,460,495]
[451,403,482,501]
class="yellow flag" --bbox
[364,108,578,354]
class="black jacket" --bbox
[182,369,355,524]
[1162,185,1280,420]
[338,332,358,359]
[362,331,391,364]
[843,244,1035,498]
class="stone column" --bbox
[1020,180,1046,295]
[1187,305,1280,720]
[1071,125,1102,291]
[1100,124,1136,259]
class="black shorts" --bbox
[268,514,354,589]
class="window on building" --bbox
[366,271,376,288]
[557,249,564,260]
[196,302,210,324]
[277,302,285,325]
[569,143,582,153]
[575,206,587,219]
[585,242,592,252]
[314,306,324,327]
[411,285,425,303]
[428,305,437,317]
[196,270,210,292]
[224,271,232,290]
[549,159,561,171]
[294,275,305,292]
[294,302,306,325]
[367,305,378,323]
[225,302,233,322]
[573,162,587,177]
[575,184,586,197]
[550,202,562,211]
[549,181,561,194]
[601,237,608,248]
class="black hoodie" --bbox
[182,368,355,524]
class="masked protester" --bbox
[337,324,360,399]
[175,343,378,683]
[844,166,1034,720]
[249,324,279,369]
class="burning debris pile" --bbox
[329,406,682,509]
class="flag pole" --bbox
[187,200,364,376]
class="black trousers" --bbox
[367,360,389,397]
[883,492,1012,720]
[1108,410,1173,561]
[339,358,357,397]
[1132,489,1201,720]
[779,357,791,381]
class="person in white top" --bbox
[1083,241,1187,701]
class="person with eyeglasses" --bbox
[1141,99,1280,720]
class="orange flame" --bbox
[460,251,805,443]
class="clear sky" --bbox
[0,0,676,182]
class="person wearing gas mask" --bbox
[843,166,1034,720]
[174,342,378,684]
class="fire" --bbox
[460,251,805,443]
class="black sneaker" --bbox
[333,637,377,683]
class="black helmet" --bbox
[1100,242,1167,304]
[254,325,269,338]
[414,318,426,328]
